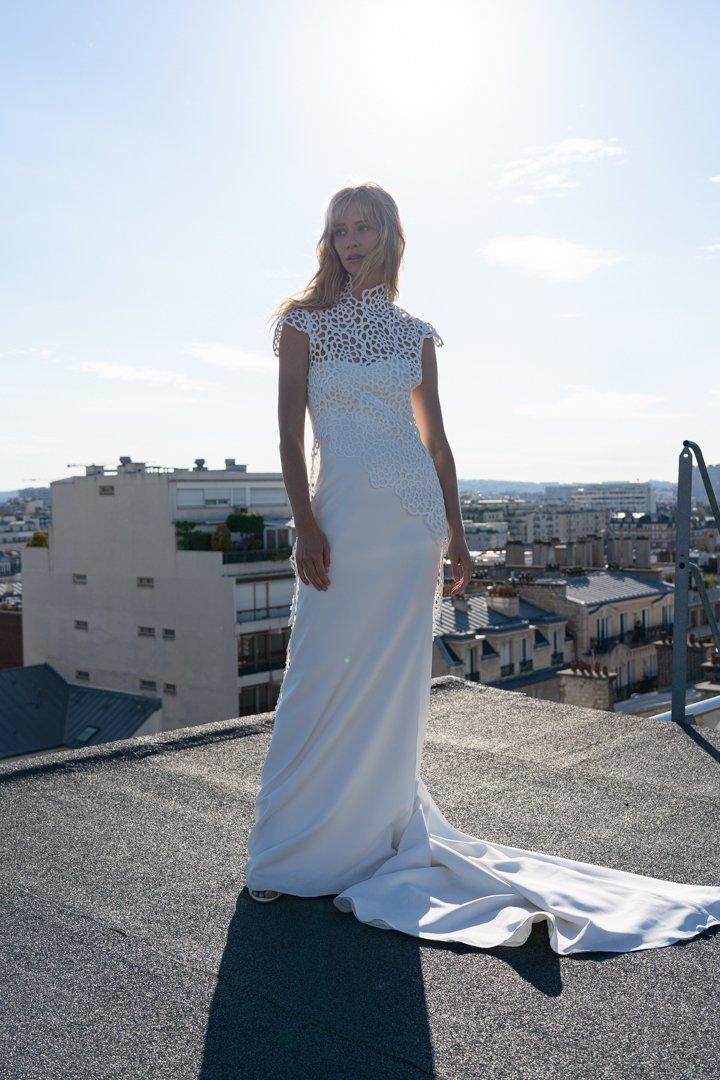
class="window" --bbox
[76,725,100,744]
[139,678,157,692]
[176,487,204,508]
[74,619,89,631]
[250,487,284,506]
[162,628,176,640]
[75,670,90,681]
[137,576,154,587]
[163,682,177,695]
[138,626,156,637]
[98,485,115,496]
[73,573,87,585]
[204,488,230,506]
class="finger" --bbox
[306,557,329,591]
[311,555,330,588]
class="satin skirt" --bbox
[244,451,720,955]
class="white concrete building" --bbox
[22,457,297,732]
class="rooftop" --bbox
[1,676,718,1078]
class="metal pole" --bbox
[671,444,693,723]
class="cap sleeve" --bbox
[416,317,443,348]
[272,306,309,358]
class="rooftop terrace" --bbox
[1,676,718,1078]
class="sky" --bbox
[1,0,718,491]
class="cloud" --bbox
[481,234,624,282]
[700,241,720,254]
[709,175,720,183]
[513,384,671,421]
[181,342,270,372]
[66,360,213,394]
[0,346,57,363]
[495,137,624,203]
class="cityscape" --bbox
[1,455,719,761]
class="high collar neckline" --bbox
[340,275,391,312]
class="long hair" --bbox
[269,181,406,337]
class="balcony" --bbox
[500,663,515,676]
[589,623,674,653]
[614,674,659,702]
[237,604,292,623]
[519,659,534,672]
[222,547,293,565]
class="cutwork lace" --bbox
[274,276,449,640]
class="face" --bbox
[332,204,380,277]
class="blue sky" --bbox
[2,0,718,490]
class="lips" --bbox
[347,255,363,261]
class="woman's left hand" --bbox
[445,533,475,596]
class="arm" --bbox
[410,336,474,594]
[276,320,331,591]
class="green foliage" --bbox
[26,530,49,548]
[211,524,233,552]
[226,510,264,536]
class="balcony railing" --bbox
[222,548,293,564]
[589,623,674,654]
[669,441,720,723]
[500,663,514,676]
[237,604,292,623]
[614,674,659,702]
[519,659,533,672]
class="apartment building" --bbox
[432,589,571,700]
[433,570,679,707]
[22,457,297,732]
[569,482,657,515]
[518,570,675,702]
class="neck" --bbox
[341,275,391,310]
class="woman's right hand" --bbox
[294,521,331,591]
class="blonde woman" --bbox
[245,182,720,955]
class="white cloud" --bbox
[495,137,624,203]
[181,342,270,372]
[513,384,669,421]
[0,346,57,363]
[66,360,213,394]
[481,234,624,283]
[700,241,720,254]
[709,175,720,183]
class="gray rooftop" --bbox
[536,570,674,607]
[0,663,162,760]
[1,676,718,1078]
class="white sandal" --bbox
[249,888,283,903]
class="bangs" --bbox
[330,191,382,232]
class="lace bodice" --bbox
[274,277,449,636]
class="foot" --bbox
[250,889,281,900]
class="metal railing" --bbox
[670,440,720,723]
[589,623,674,653]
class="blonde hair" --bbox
[269,181,406,336]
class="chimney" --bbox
[485,586,519,618]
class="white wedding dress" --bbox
[244,276,720,955]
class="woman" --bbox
[245,182,720,955]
